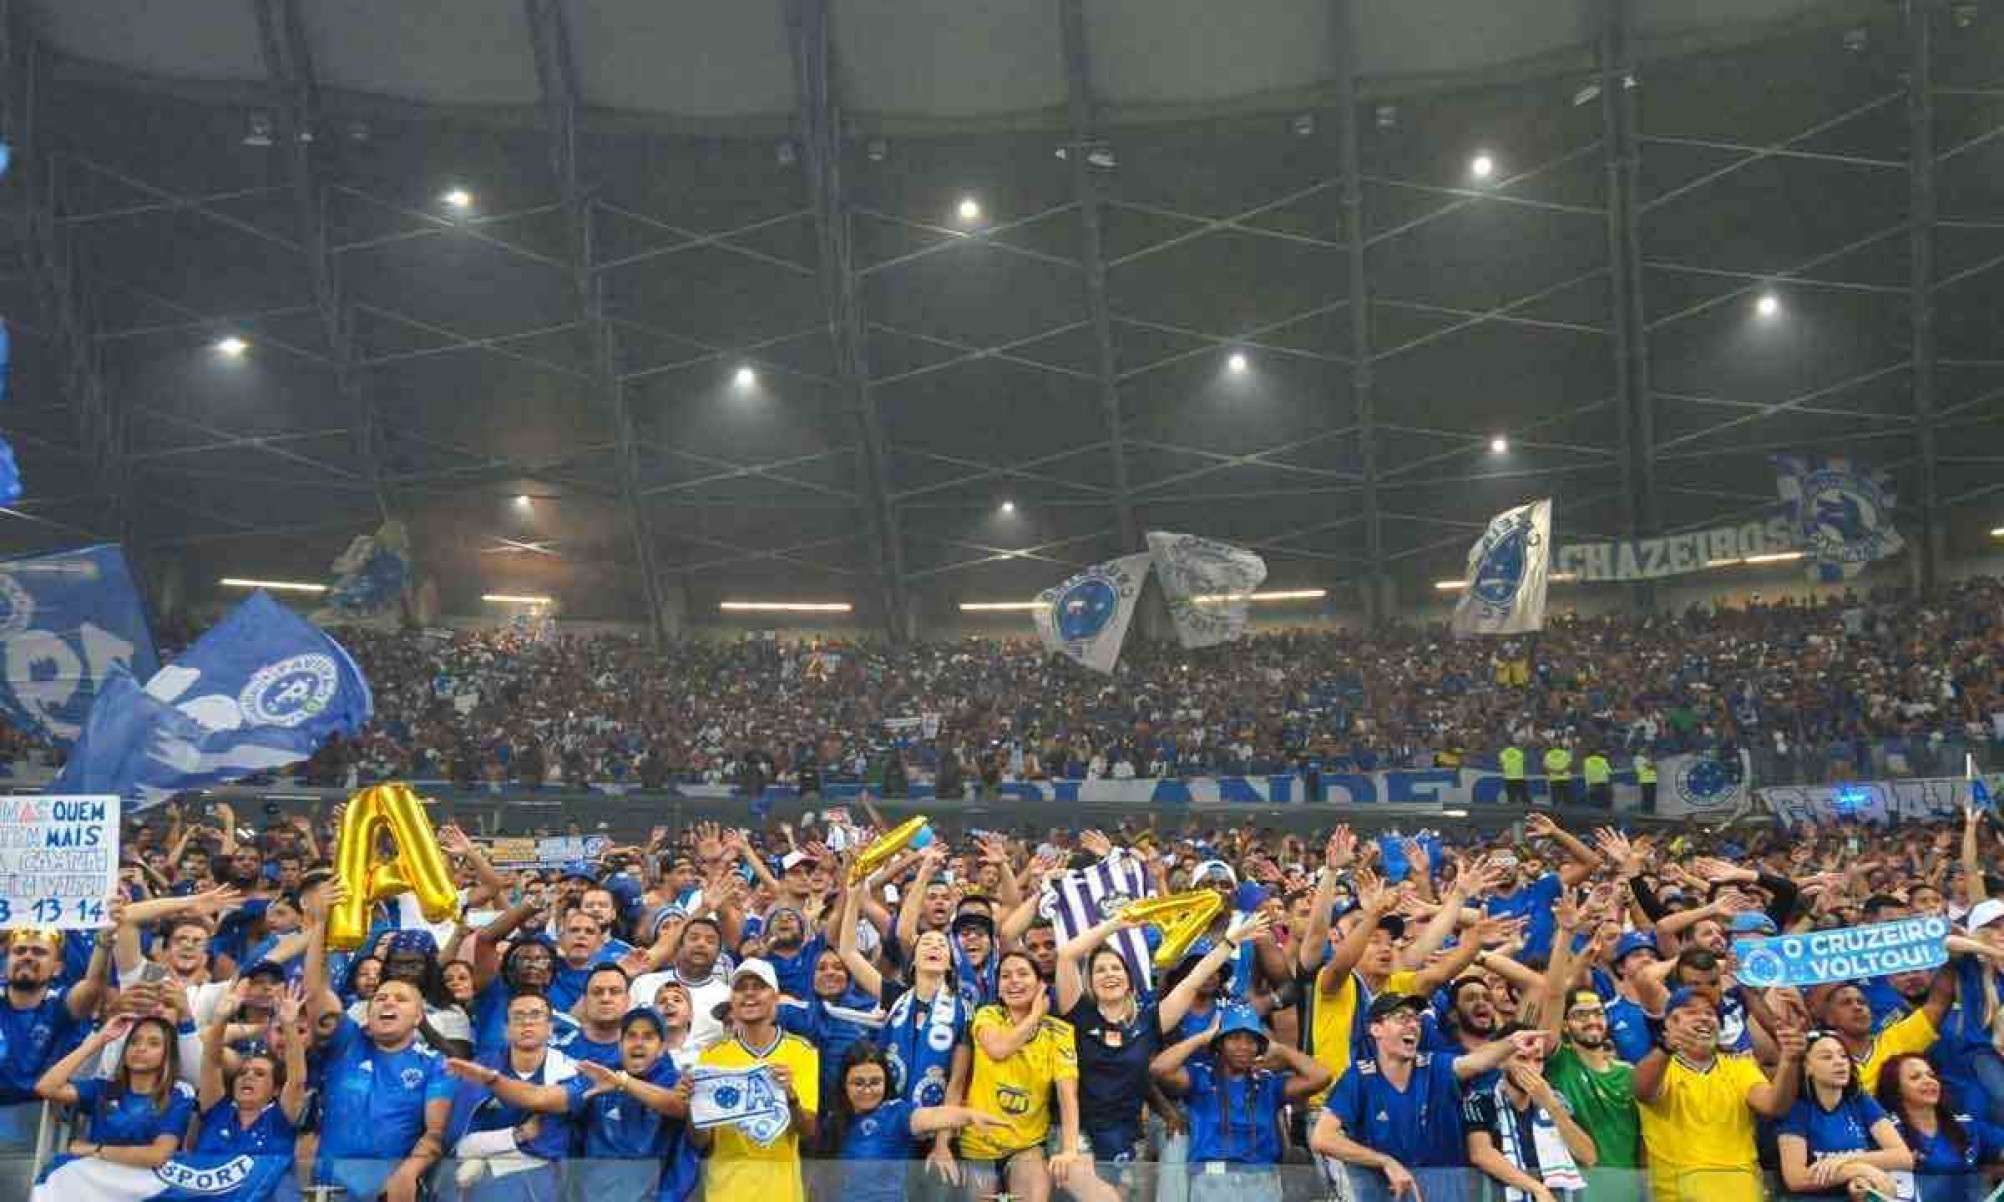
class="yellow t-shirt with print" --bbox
[699,1030,821,1202]
[1858,1007,1937,1093]
[959,1006,1077,1159]
[1638,1053,1767,1202]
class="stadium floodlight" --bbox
[483,593,553,605]
[514,494,533,510]
[443,187,473,210]
[960,601,1043,612]
[220,578,326,594]
[720,601,853,613]
[1991,527,2004,538]
[1192,588,1328,604]
[1227,352,1249,374]
[1742,551,1804,564]
[1433,580,1466,591]
[734,365,757,389]
[215,336,248,358]
[1489,436,1508,454]
[1470,153,1495,180]
[1756,292,1780,318]
[957,197,982,222]
[1000,500,1016,514]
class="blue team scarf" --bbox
[951,944,998,1011]
[34,1152,292,1201]
[884,983,966,1109]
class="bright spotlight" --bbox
[734,365,757,389]
[514,494,532,509]
[1470,153,1496,179]
[1000,500,1016,515]
[215,336,248,358]
[443,188,473,210]
[957,197,982,222]
[1489,436,1508,454]
[1227,352,1249,374]
[1756,292,1780,318]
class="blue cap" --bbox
[386,929,437,957]
[1665,986,1712,1015]
[603,874,643,910]
[558,862,598,883]
[1729,911,1778,936]
[1612,932,1658,963]
[1210,1003,1269,1049]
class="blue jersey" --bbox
[72,1078,196,1148]
[1603,995,1653,1064]
[1778,1092,1887,1162]
[765,935,827,999]
[0,990,83,1105]
[192,1099,297,1158]
[1066,998,1161,1154]
[779,990,884,1112]
[549,946,627,1011]
[1486,874,1563,964]
[838,1098,919,1202]
[1892,1111,2004,1202]
[1185,1062,1289,1165]
[550,1026,623,1069]
[1325,1054,1468,1168]
[446,1048,582,1162]
[573,1057,699,1202]
[314,1016,454,1164]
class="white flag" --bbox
[1450,499,1552,638]
[1145,531,1267,649]
[1033,553,1152,673]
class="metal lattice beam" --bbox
[523,0,668,642]
[1907,0,1943,590]
[784,0,908,636]
[1603,0,1654,540]
[1335,0,1382,619]
[253,0,396,525]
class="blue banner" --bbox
[1775,453,1904,582]
[0,544,158,747]
[1734,916,1949,989]
[56,591,371,808]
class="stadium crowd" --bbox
[192,574,2004,796]
[9,793,2004,1201]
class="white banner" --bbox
[1033,553,1152,673]
[0,794,118,928]
[1557,516,1797,582]
[1452,499,1551,638]
[1145,531,1266,649]
[1760,774,2001,827]
[688,1065,789,1145]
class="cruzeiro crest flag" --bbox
[1033,553,1152,673]
[1451,499,1552,638]
[56,591,372,808]
[1774,453,1904,582]
[0,544,158,746]
[1145,531,1267,650]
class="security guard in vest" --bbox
[1499,742,1530,808]
[1543,741,1574,808]
[1582,747,1613,809]
[1634,751,1657,814]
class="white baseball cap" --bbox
[731,958,779,991]
[1967,898,2004,932]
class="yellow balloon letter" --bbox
[329,783,458,951]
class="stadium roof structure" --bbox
[2,0,2003,636]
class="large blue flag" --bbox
[34,1151,292,1201]
[0,319,20,504]
[56,591,371,808]
[0,544,158,746]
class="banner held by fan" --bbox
[1450,499,1552,638]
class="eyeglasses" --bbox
[1565,1007,1607,1019]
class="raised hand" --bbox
[1326,825,1357,872]
[1079,829,1115,859]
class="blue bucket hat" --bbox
[1210,1003,1270,1051]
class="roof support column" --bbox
[525,0,668,643]
[4,12,127,542]
[1334,0,1384,621]
[1058,0,1138,555]
[253,0,396,526]
[1906,0,1943,592]
[1602,0,1657,609]
[784,0,909,641]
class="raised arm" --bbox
[836,877,884,1000]
[1147,1019,1217,1095]
[1294,828,1355,976]
[198,981,249,1112]
[973,992,1051,1063]
[1524,813,1602,888]
[301,881,345,1025]
[437,825,506,906]
[1965,806,1988,903]
[443,1058,574,1114]
[1453,1029,1544,1082]
[1158,913,1270,1034]
[36,1016,135,1105]
[1054,912,1131,1014]
[897,844,946,951]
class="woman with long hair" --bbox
[34,1013,194,1168]
[1875,1053,2004,1202]
[821,1041,1007,1201]
[959,950,1116,1202]
[1777,1030,1912,1199]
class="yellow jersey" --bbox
[698,1030,821,1202]
[959,1006,1077,1159]
[1301,968,1418,1108]
[1857,1008,1937,1093]
[1638,1053,1767,1202]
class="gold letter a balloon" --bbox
[328,783,459,951]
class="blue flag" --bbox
[56,591,371,808]
[0,544,158,746]
[0,319,18,504]
[1734,916,1948,990]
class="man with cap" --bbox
[1635,985,1804,1202]
[949,896,1001,1010]
[1600,931,1660,1063]
[1311,993,1547,1202]
[1809,966,1954,1094]
[691,958,819,1202]
[1150,1002,1331,1201]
